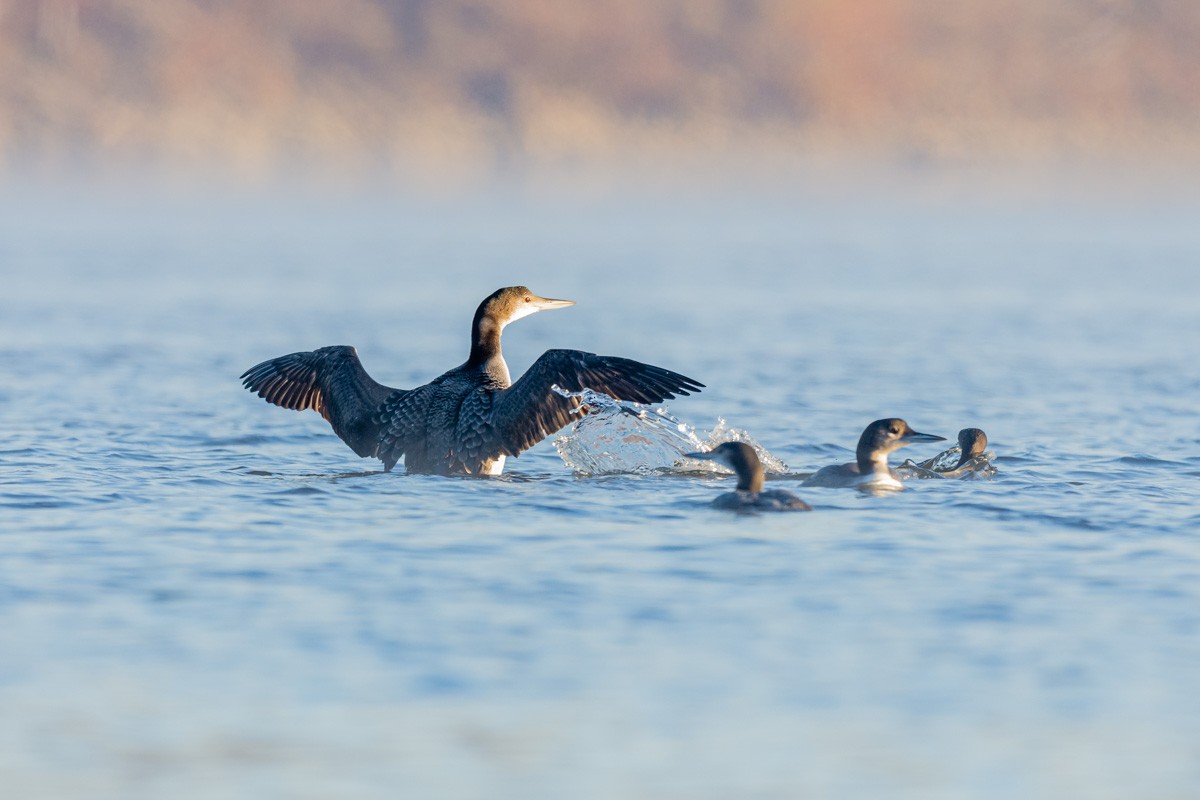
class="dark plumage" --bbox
[950,427,989,469]
[241,286,703,475]
[910,427,990,475]
[685,441,811,512]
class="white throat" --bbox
[503,305,542,327]
[857,455,900,488]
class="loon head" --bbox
[685,441,764,493]
[856,418,944,473]
[955,427,988,467]
[478,286,575,330]
[469,287,575,366]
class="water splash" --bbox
[551,386,788,475]
[895,447,998,480]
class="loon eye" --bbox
[524,296,531,303]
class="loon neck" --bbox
[857,451,891,476]
[726,444,765,493]
[737,468,764,494]
[465,312,513,385]
[467,310,505,368]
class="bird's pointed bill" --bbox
[531,295,575,311]
[902,430,946,444]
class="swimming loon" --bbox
[685,442,812,512]
[921,428,988,472]
[241,286,703,475]
[901,427,993,478]
[802,418,944,489]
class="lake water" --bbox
[2,185,1199,798]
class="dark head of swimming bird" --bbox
[803,418,945,488]
[953,427,988,469]
[902,426,991,477]
[685,441,812,512]
[241,286,704,475]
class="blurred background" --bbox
[4,5,1200,798]
[3,0,1199,196]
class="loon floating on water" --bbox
[802,418,945,490]
[900,427,994,479]
[685,442,812,512]
[241,286,703,475]
[922,428,988,471]
[955,428,988,467]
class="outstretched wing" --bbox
[486,348,703,457]
[240,345,402,459]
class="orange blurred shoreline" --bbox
[2,1,1198,186]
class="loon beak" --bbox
[683,450,716,460]
[531,295,575,311]
[506,292,575,325]
[902,430,946,444]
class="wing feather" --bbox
[486,349,703,457]
[241,345,401,460]
[375,383,438,470]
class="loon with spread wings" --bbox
[240,286,703,475]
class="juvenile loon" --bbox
[685,442,812,512]
[921,428,989,472]
[802,418,945,489]
[901,427,993,479]
[241,286,703,475]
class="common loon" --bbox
[241,286,703,475]
[685,441,812,512]
[801,418,944,489]
[901,427,993,478]
[921,428,988,472]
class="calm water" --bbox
[2,188,1199,798]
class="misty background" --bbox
[3,0,1199,195]
[3,5,1200,799]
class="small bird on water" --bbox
[685,441,812,512]
[802,418,945,490]
[241,286,703,475]
[950,427,989,469]
[919,427,989,471]
[901,427,994,479]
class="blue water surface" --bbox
[1,187,1198,798]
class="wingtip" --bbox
[239,358,274,386]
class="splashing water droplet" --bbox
[551,386,789,475]
[895,448,998,480]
